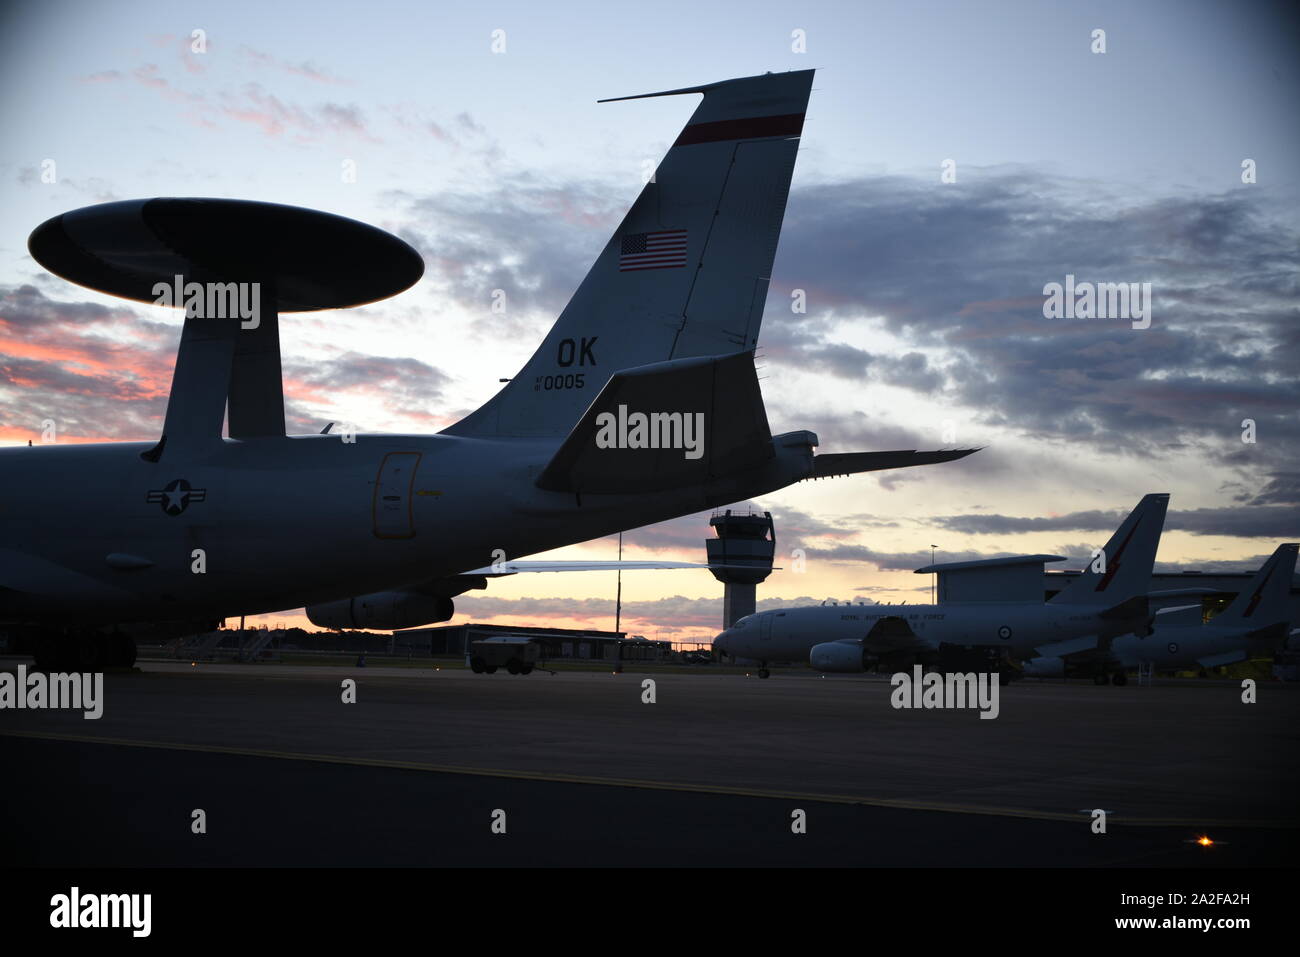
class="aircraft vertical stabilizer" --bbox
[1049,493,1170,606]
[445,70,814,438]
[1211,543,1299,628]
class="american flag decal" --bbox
[619,229,688,271]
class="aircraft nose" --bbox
[713,631,730,654]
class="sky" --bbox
[2,0,1297,641]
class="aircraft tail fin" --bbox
[445,70,814,438]
[1211,543,1298,628]
[1049,493,1170,606]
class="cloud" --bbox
[1249,471,1300,506]
[385,166,1297,507]
[449,592,834,636]
[79,59,374,141]
[283,352,453,429]
[451,594,720,634]
[764,173,1299,477]
[219,83,376,142]
[0,286,456,441]
[16,165,117,201]
[761,326,946,392]
[240,46,348,85]
[801,543,1038,571]
[392,178,624,334]
[373,168,1296,541]
[612,502,845,554]
[0,285,175,441]
[384,104,496,155]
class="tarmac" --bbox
[2,659,1297,866]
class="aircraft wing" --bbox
[1155,603,1202,616]
[1098,595,1149,620]
[1094,589,1231,624]
[1242,621,1292,647]
[1033,635,1101,659]
[1147,588,1235,599]
[861,615,928,654]
[0,546,137,612]
[1025,634,1123,674]
[1153,604,1204,627]
[1196,649,1248,668]
[461,560,766,577]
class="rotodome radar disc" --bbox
[28,198,425,312]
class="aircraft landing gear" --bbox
[32,634,60,672]
[107,631,136,669]
[757,665,771,679]
[31,628,129,672]
[1091,671,1126,686]
[470,656,486,674]
[77,632,108,671]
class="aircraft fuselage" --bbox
[715,601,1139,664]
[1,432,812,626]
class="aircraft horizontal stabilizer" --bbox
[810,448,978,479]
[536,351,771,494]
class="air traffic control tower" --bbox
[706,510,776,628]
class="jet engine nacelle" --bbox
[809,640,869,673]
[306,592,454,630]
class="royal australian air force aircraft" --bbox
[1023,543,1299,682]
[712,494,1173,682]
[4,69,976,671]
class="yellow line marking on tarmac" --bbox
[2,729,1290,829]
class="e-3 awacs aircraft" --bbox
[4,69,975,671]
[713,494,1176,682]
